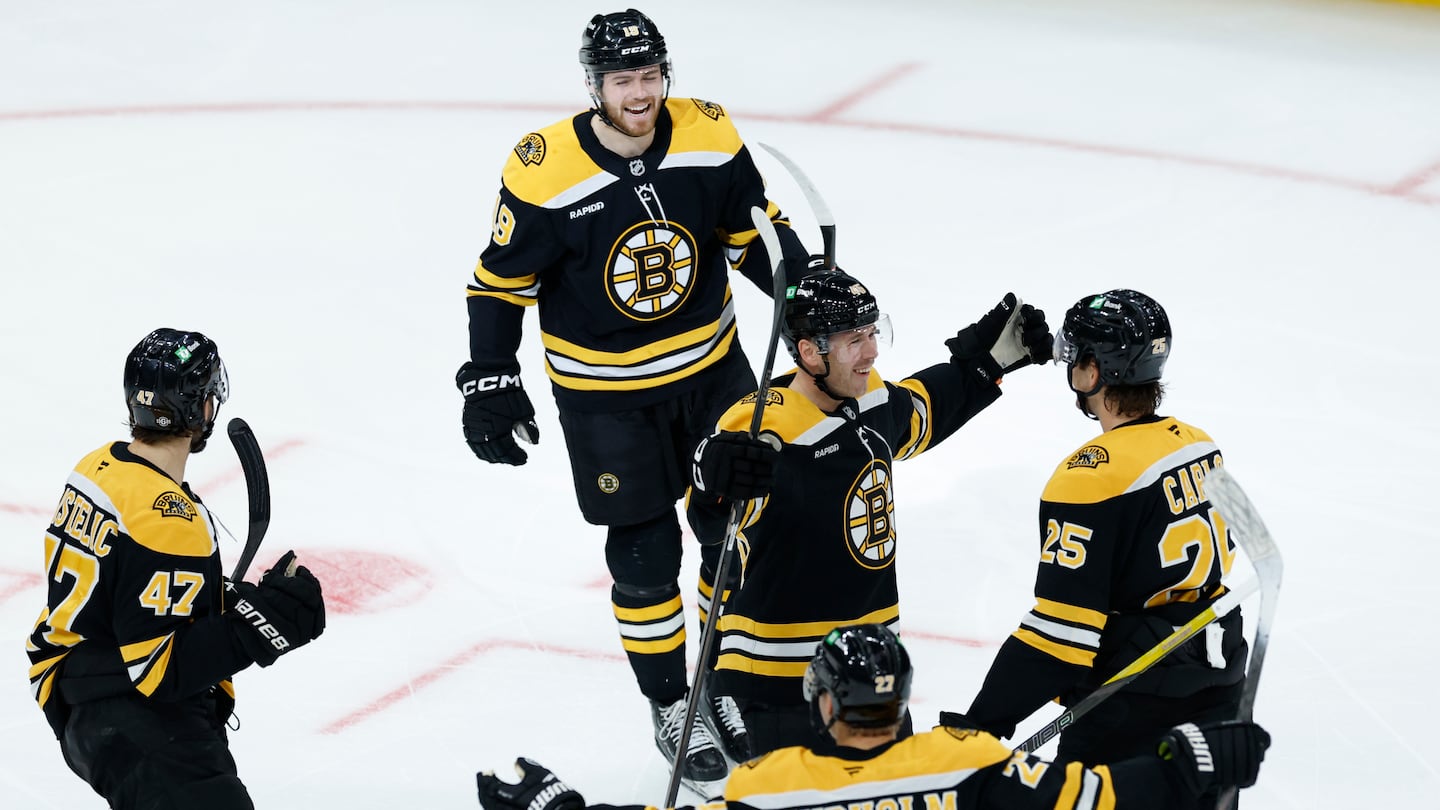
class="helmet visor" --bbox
[1053,325,1083,367]
[818,314,892,364]
[210,358,230,405]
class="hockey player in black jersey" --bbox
[26,328,325,810]
[684,265,1052,757]
[454,8,809,783]
[476,624,1272,810]
[955,289,1249,809]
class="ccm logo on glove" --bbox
[459,373,522,396]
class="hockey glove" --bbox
[225,550,326,667]
[477,758,585,810]
[946,294,1054,383]
[692,431,781,501]
[457,361,540,466]
[1158,720,1271,797]
[937,710,1007,739]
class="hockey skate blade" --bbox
[679,774,726,803]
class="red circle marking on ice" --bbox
[250,550,430,615]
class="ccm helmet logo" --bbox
[460,373,522,396]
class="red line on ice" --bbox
[2,64,1435,207]
[0,501,50,518]
[194,437,305,493]
[1386,157,1440,196]
[0,567,43,605]
[803,62,924,122]
[319,639,625,735]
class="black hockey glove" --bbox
[477,758,585,810]
[692,431,781,501]
[457,361,540,466]
[225,550,325,667]
[937,710,1006,739]
[946,294,1053,383]
[1158,720,1271,797]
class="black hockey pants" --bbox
[61,691,253,810]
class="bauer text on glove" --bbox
[476,757,585,810]
[224,550,325,667]
[1158,720,1271,797]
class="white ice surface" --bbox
[2,0,1439,807]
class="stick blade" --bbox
[757,142,836,268]
[1205,466,1282,576]
[1204,465,1283,722]
[227,417,271,526]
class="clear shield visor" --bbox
[817,314,893,364]
[1053,326,1082,367]
[211,359,230,405]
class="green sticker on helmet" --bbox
[174,346,192,362]
[1088,296,1108,309]
[785,285,798,300]
[824,628,840,644]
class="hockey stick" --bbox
[1014,575,1259,754]
[1014,468,1283,754]
[758,143,835,269]
[1204,467,1283,810]
[663,206,789,807]
[226,417,271,582]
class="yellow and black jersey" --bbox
[465,97,805,412]
[589,726,1189,810]
[26,443,250,731]
[717,725,1188,810]
[690,362,1002,705]
[968,415,1247,737]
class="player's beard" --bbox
[605,97,660,138]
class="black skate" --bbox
[702,693,753,764]
[652,694,729,798]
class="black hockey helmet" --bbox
[803,623,912,733]
[1056,289,1172,386]
[124,328,228,448]
[579,9,671,84]
[781,267,882,364]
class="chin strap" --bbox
[803,355,842,402]
[1068,361,1104,421]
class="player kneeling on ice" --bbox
[26,328,326,810]
[476,623,1271,810]
[683,262,1052,757]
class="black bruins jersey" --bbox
[27,443,248,733]
[713,725,1188,810]
[968,415,1247,737]
[690,363,1002,705]
[466,97,803,412]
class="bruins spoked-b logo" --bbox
[514,133,546,166]
[152,492,197,521]
[845,461,895,570]
[605,220,697,321]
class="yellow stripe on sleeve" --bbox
[1034,598,1107,630]
[1013,627,1096,667]
[621,631,686,655]
[612,595,683,623]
